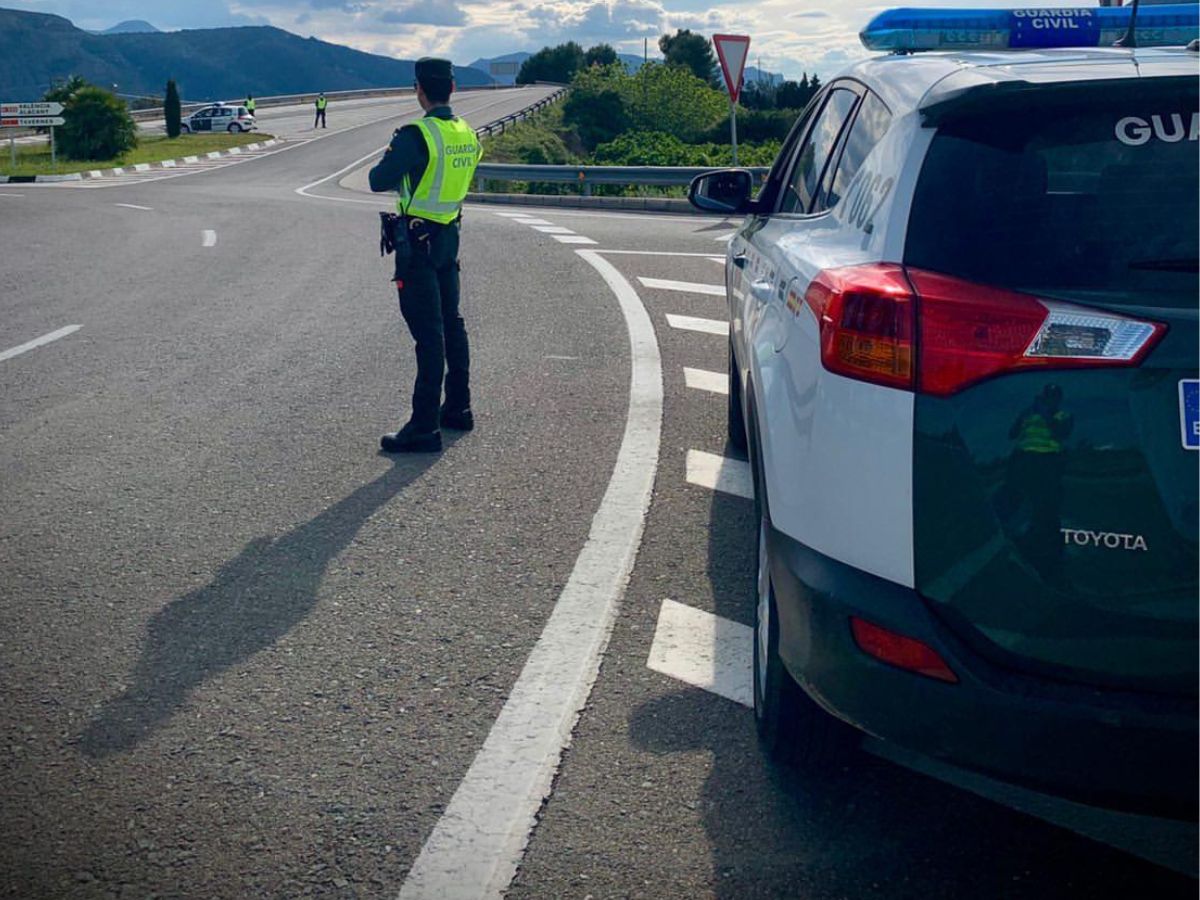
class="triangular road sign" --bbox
[713,34,751,104]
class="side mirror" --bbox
[688,169,754,215]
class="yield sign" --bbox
[713,34,751,104]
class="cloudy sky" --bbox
[8,0,1099,80]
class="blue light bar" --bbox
[861,5,1200,52]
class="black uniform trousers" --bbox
[314,108,326,128]
[396,221,470,432]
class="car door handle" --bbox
[750,279,773,299]
[732,253,748,269]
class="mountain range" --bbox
[0,7,490,102]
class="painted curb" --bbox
[71,137,282,180]
[0,173,84,183]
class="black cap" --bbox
[415,57,454,82]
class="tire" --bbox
[727,339,748,454]
[180,125,190,134]
[228,124,241,133]
[750,410,855,768]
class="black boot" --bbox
[380,423,442,453]
[440,406,474,431]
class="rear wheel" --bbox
[727,340,748,454]
[750,415,855,767]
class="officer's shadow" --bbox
[77,443,457,758]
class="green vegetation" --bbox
[57,85,138,160]
[164,79,182,139]
[659,29,718,86]
[1,131,270,176]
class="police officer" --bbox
[245,95,256,117]
[314,92,327,128]
[369,58,482,454]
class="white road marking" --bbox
[114,203,152,211]
[647,599,752,707]
[545,355,580,360]
[493,210,536,217]
[510,217,553,226]
[639,277,724,297]
[0,193,24,198]
[665,314,728,337]
[553,235,597,245]
[686,449,753,499]
[398,249,663,900]
[683,367,728,395]
[531,225,575,234]
[202,230,217,248]
[0,325,82,363]
[707,256,726,264]
[713,231,737,242]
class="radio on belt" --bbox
[860,4,1200,52]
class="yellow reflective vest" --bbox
[396,116,482,225]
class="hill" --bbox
[102,20,160,35]
[0,7,491,101]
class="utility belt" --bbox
[379,212,459,281]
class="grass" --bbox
[0,132,274,176]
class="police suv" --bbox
[690,4,1199,817]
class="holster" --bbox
[379,212,412,280]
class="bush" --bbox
[704,108,798,144]
[592,131,781,168]
[562,64,630,150]
[164,80,181,139]
[58,86,137,161]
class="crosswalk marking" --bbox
[686,449,753,499]
[553,235,597,245]
[665,314,728,337]
[647,599,752,707]
[532,225,576,234]
[713,231,737,242]
[683,367,727,395]
[510,217,552,226]
[638,277,724,297]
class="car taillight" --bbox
[803,265,1166,395]
[804,263,914,390]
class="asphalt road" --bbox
[0,86,1195,900]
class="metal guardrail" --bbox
[474,163,770,196]
[475,88,568,137]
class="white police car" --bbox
[180,104,257,134]
[690,4,1198,818]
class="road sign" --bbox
[0,102,64,116]
[713,34,751,104]
[1,117,65,128]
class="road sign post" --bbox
[1,103,66,173]
[713,34,751,167]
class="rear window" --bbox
[906,90,1199,308]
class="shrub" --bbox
[58,86,138,161]
[164,80,181,139]
[704,108,799,144]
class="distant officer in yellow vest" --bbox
[369,57,482,453]
[314,92,327,128]
[245,95,256,117]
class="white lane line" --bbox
[202,230,217,248]
[114,203,153,211]
[684,367,728,395]
[686,449,753,499]
[399,249,663,900]
[665,314,728,337]
[647,599,752,707]
[493,210,536,217]
[0,193,24,198]
[713,231,737,243]
[707,256,726,264]
[0,325,82,363]
[553,235,597,245]
[531,225,575,234]
[510,217,553,226]
[639,277,724,297]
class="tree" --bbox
[516,42,586,85]
[58,86,138,161]
[775,79,807,110]
[43,74,88,107]
[164,79,182,138]
[584,44,618,68]
[658,29,717,85]
[808,73,822,96]
[563,63,630,150]
[625,62,726,143]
